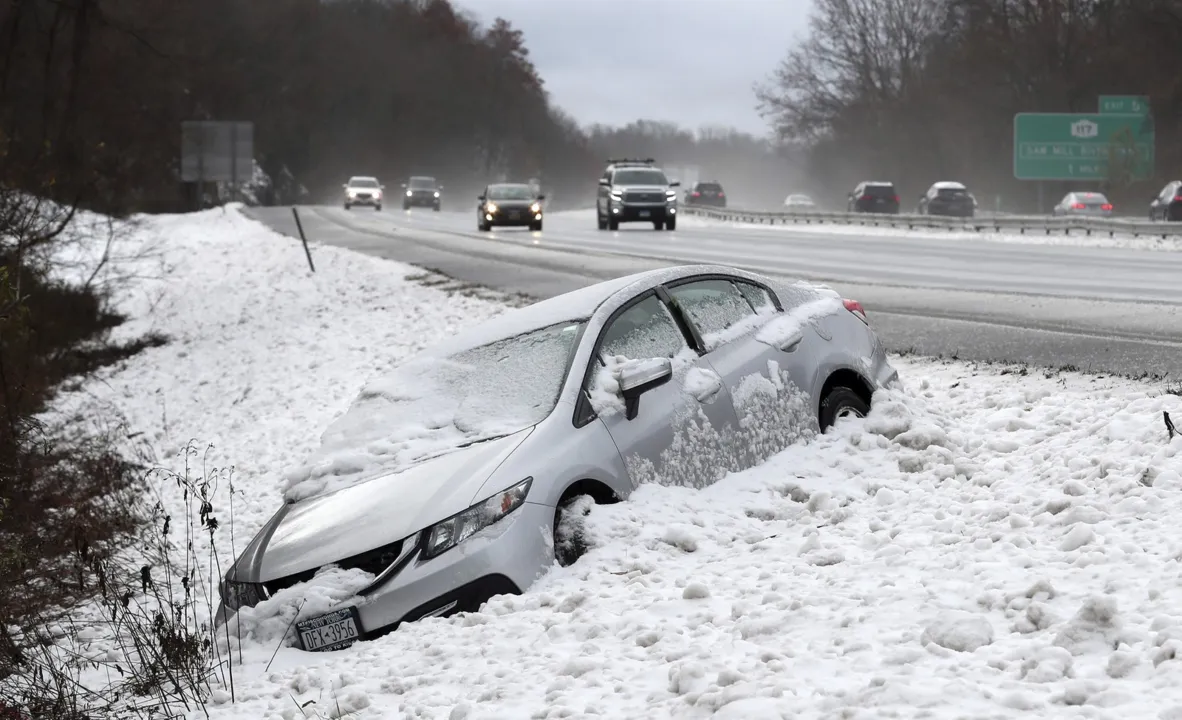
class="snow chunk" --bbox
[1055,596,1122,656]
[920,610,994,652]
[683,582,711,600]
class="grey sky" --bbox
[455,0,813,136]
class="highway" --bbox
[247,205,1182,379]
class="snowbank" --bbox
[41,205,1182,718]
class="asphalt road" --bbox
[247,205,1182,379]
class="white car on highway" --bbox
[343,176,385,211]
[784,194,817,211]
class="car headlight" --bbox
[219,577,266,612]
[422,478,532,560]
[347,190,357,198]
[610,192,622,202]
[406,190,413,197]
[530,202,541,213]
[486,202,498,214]
[434,191,440,198]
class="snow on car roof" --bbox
[932,181,967,190]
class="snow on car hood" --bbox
[258,428,533,581]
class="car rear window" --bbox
[697,183,723,192]
[863,185,896,197]
[937,188,968,198]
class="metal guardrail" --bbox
[681,205,1182,239]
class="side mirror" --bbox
[380,184,386,190]
[617,357,673,421]
[401,183,407,188]
[537,194,547,200]
[342,184,348,189]
[669,181,681,188]
[598,178,610,187]
[437,185,444,190]
[477,194,486,201]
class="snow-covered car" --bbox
[216,265,898,651]
[342,176,384,210]
[784,194,817,211]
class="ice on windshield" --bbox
[284,321,584,501]
[408,177,436,189]
[488,185,535,200]
[613,169,669,186]
[349,178,379,188]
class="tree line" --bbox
[0,0,606,214]
[758,0,1182,213]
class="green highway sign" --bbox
[1099,95,1149,115]
[1013,113,1154,181]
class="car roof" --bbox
[932,181,966,190]
[409,175,435,181]
[348,176,378,182]
[488,182,531,189]
[862,181,894,187]
[420,265,783,359]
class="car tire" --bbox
[530,221,542,232]
[478,222,490,231]
[375,205,382,212]
[653,220,664,230]
[819,385,870,433]
[597,214,607,230]
[665,217,676,231]
[402,202,409,211]
[553,495,594,567]
[608,217,619,231]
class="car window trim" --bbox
[571,288,693,429]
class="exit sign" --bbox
[1099,96,1149,115]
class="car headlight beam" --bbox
[422,478,532,560]
[530,202,541,213]
[486,202,498,214]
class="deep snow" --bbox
[36,205,1182,719]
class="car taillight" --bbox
[718,192,725,197]
[1101,203,1112,210]
[1174,196,1182,202]
[893,195,900,203]
[860,195,872,201]
[1072,202,1086,209]
[843,298,868,325]
[692,191,700,197]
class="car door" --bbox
[588,290,740,489]
[664,276,820,471]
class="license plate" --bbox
[509,212,521,219]
[639,210,651,218]
[296,607,363,652]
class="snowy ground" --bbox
[680,212,1182,251]
[41,205,1182,719]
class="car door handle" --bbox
[686,367,724,403]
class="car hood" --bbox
[617,185,670,193]
[238,427,534,583]
[488,199,536,208]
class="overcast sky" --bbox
[454,0,813,136]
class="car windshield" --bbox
[409,177,436,189]
[613,169,668,186]
[488,185,535,200]
[283,320,585,501]
[350,178,379,188]
[697,183,722,192]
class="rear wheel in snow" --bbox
[553,495,594,567]
[819,386,869,433]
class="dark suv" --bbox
[1150,180,1182,221]
[402,176,442,211]
[917,181,976,217]
[596,158,681,231]
[685,182,726,208]
[848,181,900,214]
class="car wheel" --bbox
[608,217,619,231]
[597,213,607,230]
[653,220,664,230]
[433,204,441,212]
[344,204,351,210]
[819,385,870,433]
[402,203,409,211]
[553,495,594,567]
[530,221,542,232]
[665,217,676,231]
[375,205,382,212]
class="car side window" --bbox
[668,279,757,343]
[597,294,687,362]
[735,281,777,314]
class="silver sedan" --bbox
[1052,191,1114,218]
[217,264,898,651]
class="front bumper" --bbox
[485,208,542,226]
[610,203,676,222]
[346,195,381,206]
[405,193,440,207]
[220,500,555,643]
